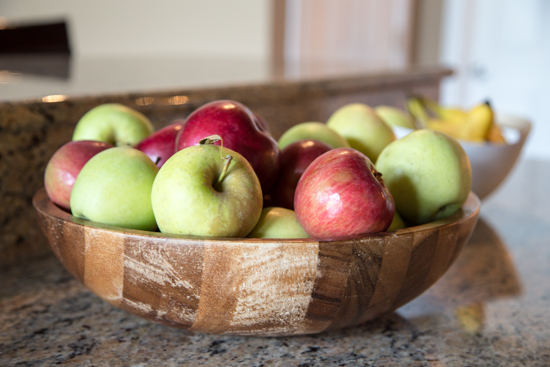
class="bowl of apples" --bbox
[35,100,480,336]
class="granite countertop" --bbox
[2,158,549,366]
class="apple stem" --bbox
[216,154,233,188]
[199,135,233,188]
[373,170,385,185]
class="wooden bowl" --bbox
[33,188,480,336]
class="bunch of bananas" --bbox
[406,97,506,143]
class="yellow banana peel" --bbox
[487,121,506,143]
[454,102,493,142]
[425,118,463,137]
[406,97,507,144]
[406,97,429,129]
[422,98,468,124]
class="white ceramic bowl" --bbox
[392,114,531,200]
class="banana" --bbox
[425,118,464,137]
[406,97,429,129]
[487,123,506,143]
[476,101,506,143]
[421,98,468,124]
[454,101,493,142]
[407,96,466,136]
[406,97,507,144]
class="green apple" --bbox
[375,105,415,129]
[375,129,472,225]
[151,142,263,237]
[387,211,406,231]
[70,146,159,231]
[327,103,396,162]
[247,207,309,239]
[73,103,154,146]
[278,122,350,150]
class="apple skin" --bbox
[267,139,332,210]
[135,121,184,168]
[70,147,159,231]
[375,105,415,129]
[387,211,407,231]
[247,207,309,239]
[73,103,154,146]
[375,129,472,225]
[152,144,263,237]
[278,122,350,150]
[44,140,113,211]
[177,100,280,193]
[253,112,272,134]
[327,103,396,162]
[294,148,395,239]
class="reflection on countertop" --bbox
[404,217,522,310]
[0,53,71,79]
[400,217,522,332]
[0,54,442,102]
[0,54,269,101]
[2,159,550,366]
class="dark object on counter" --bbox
[0,20,71,78]
[0,20,71,54]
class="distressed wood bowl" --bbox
[33,188,480,336]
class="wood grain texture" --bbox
[33,188,480,336]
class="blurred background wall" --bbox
[0,0,272,60]
[1,0,548,160]
[439,0,550,161]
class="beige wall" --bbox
[1,1,444,67]
[0,0,272,60]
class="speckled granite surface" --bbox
[0,66,450,268]
[0,256,461,367]
[2,160,550,366]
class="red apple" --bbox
[135,121,184,168]
[294,148,395,239]
[44,140,113,210]
[253,112,271,134]
[177,100,281,192]
[267,139,332,210]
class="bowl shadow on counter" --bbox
[379,216,520,334]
